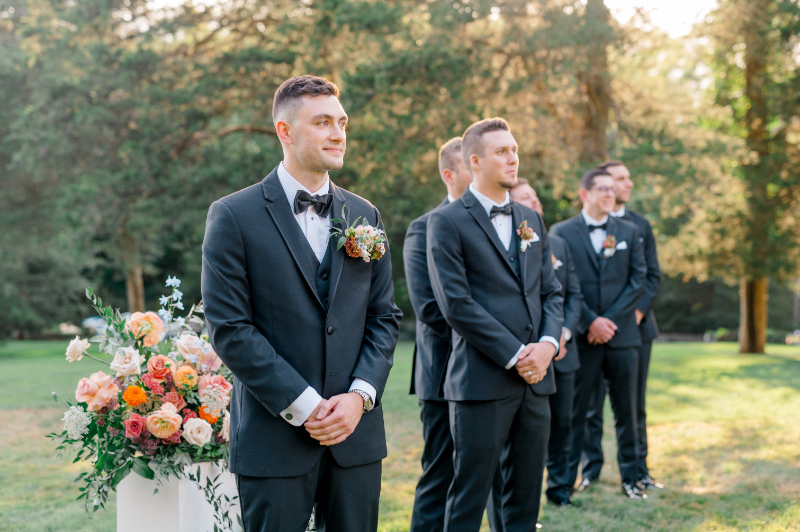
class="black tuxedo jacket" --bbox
[549,235,583,373]
[426,189,563,401]
[620,209,661,342]
[404,198,452,401]
[201,168,402,477]
[550,214,646,348]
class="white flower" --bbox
[165,276,181,288]
[200,383,231,419]
[172,289,183,301]
[110,346,143,377]
[520,241,531,253]
[158,309,172,323]
[65,336,90,363]
[182,418,213,446]
[159,295,170,306]
[175,333,204,360]
[174,317,186,330]
[554,259,564,270]
[62,406,91,440]
[604,248,616,258]
[221,410,230,442]
[175,301,184,311]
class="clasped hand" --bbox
[304,392,364,446]
[587,317,617,345]
[515,342,555,384]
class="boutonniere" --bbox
[551,254,563,270]
[603,234,617,258]
[331,206,386,263]
[517,221,539,252]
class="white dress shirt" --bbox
[276,162,377,426]
[610,205,626,218]
[468,184,560,369]
[446,193,456,204]
[582,209,609,254]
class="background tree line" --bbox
[2,0,800,352]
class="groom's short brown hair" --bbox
[272,75,341,125]
[461,118,510,170]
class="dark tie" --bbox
[294,190,334,218]
[490,204,513,219]
[587,222,607,233]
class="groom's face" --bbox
[473,129,519,189]
[290,95,348,172]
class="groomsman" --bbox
[428,118,563,532]
[202,75,402,532]
[405,137,472,532]
[550,169,646,500]
[581,160,663,490]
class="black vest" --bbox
[312,239,333,312]
[506,232,521,279]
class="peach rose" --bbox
[175,334,204,361]
[198,374,233,396]
[163,390,187,412]
[127,311,164,348]
[75,371,120,412]
[195,344,223,374]
[174,365,198,390]
[146,402,182,439]
[146,354,175,382]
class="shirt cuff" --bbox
[349,378,376,405]
[539,336,560,355]
[505,344,527,370]
[279,386,322,427]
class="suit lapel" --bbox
[327,181,348,306]
[262,169,324,308]
[574,216,600,271]
[462,190,516,277]
[512,204,526,286]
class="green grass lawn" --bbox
[1,340,799,531]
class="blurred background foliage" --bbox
[2,0,800,341]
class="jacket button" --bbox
[327,326,334,335]
[321,273,329,281]
[509,257,515,262]
[526,324,533,331]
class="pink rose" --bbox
[124,413,146,439]
[198,374,233,396]
[146,402,183,439]
[195,344,223,374]
[146,355,175,382]
[75,371,120,412]
[163,390,187,412]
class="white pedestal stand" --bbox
[117,461,242,532]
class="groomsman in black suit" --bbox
[202,76,402,532]
[550,169,647,500]
[405,137,473,532]
[427,118,563,532]
[581,160,663,490]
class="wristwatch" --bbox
[350,389,373,413]
[562,327,573,342]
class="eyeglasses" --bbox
[590,186,618,195]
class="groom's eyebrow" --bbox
[310,113,348,122]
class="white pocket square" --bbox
[616,241,628,250]
[531,232,540,242]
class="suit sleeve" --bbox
[427,211,523,368]
[201,200,312,417]
[562,244,584,334]
[350,206,403,404]
[536,218,564,341]
[636,219,661,314]
[602,227,647,325]
[403,217,450,339]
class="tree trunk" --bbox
[579,0,612,162]
[739,277,768,353]
[120,229,145,313]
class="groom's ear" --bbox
[276,120,293,145]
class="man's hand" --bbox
[555,334,568,361]
[306,399,325,424]
[588,317,617,345]
[516,342,556,384]
[304,392,364,446]
[635,309,644,325]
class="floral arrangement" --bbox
[332,206,386,262]
[602,234,617,258]
[516,220,539,252]
[48,277,238,531]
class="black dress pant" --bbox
[445,387,550,532]
[582,341,652,481]
[236,448,381,532]
[410,399,455,532]
[567,343,639,486]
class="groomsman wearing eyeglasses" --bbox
[405,137,473,532]
[550,169,647,500]
[580,160,664,491]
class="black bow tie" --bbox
[294,190,334,218]
[587,222,608,233]
[490,204,513,219]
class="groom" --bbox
[201,75,402,532]
[427,118,563,531]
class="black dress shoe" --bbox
[577,476,597,492]
[639,475,664,489]
[622,481,646,500]
[546,494,574,507]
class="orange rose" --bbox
[127,312,164,348]
[198,406,219,424]
[146,355,175,382]
[174,365,198,390]
[123,385,147,407]
[146,402,182,439]
[75,371,120,412]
